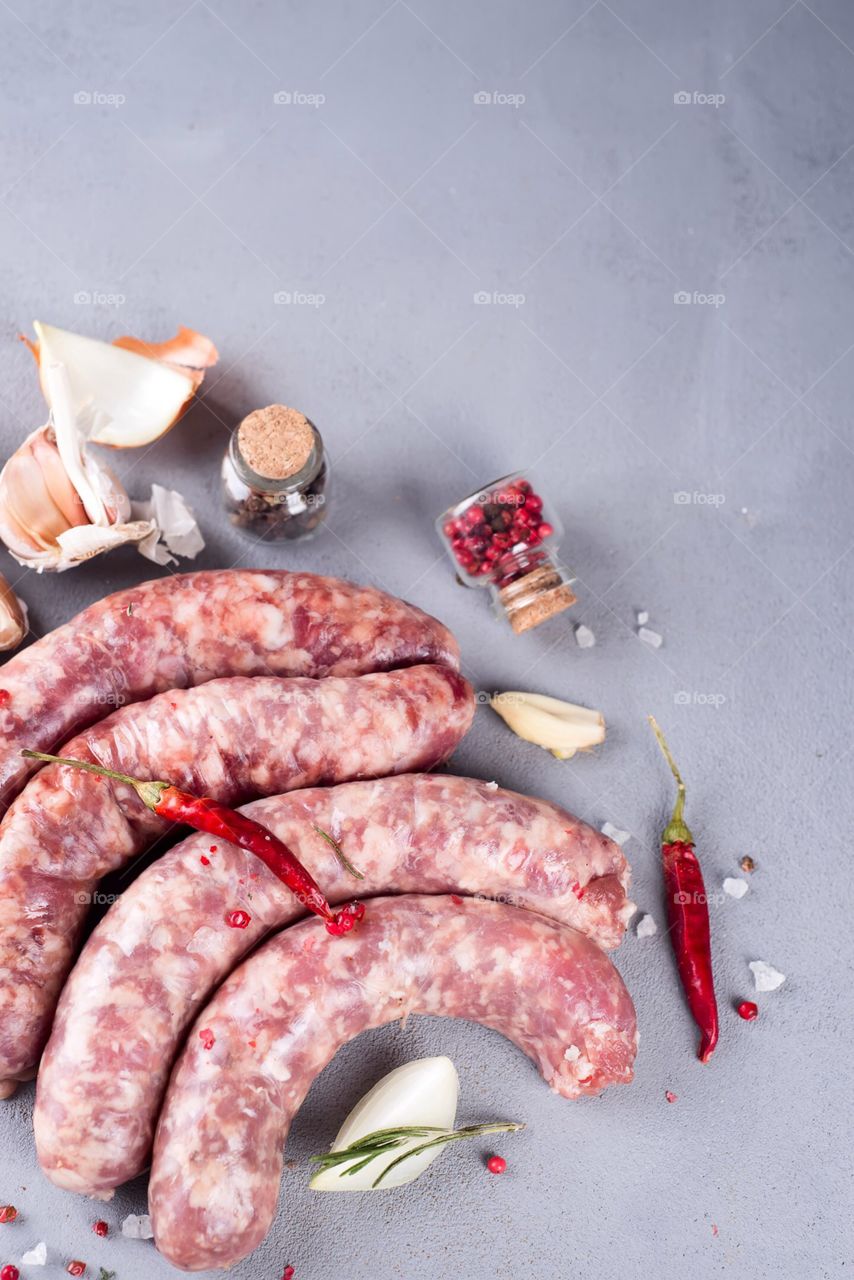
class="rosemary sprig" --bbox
[310,1121,524,1188]
[313,824,364,880]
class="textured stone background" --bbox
[0,2,851,1277]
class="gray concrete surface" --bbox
[0,1,852,1277]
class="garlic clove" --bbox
[310,1057,459,1192]
[28,430,89,528]
[1,449,71,550]
[30,322,202,449]
[0,574,28,651]
[490,691,605,759]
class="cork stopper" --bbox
[499,563,576,634]
[237,405,314,481]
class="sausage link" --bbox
[35,774,631,1196]
[149,894,637,1271]
[0,569,459,810]
[0,665,472,1092]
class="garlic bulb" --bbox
[490,691,605,759]
[0,575,27,651]
[0,363,155,572]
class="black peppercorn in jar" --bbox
[221,405,330,540]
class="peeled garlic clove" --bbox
[310,1057,459,1192]
[491,691,605,759]
[0,574,27,651]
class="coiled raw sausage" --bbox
[149,894,637,1271]
[36,774,631,1196]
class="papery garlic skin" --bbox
[0,575,27,652]
[490,691,606,759]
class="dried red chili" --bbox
[0,1207,16,1224]
[22,750,364,936]
[648,717,719,1064]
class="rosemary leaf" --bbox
[313,824,364,880]
[310,1121,524,1188]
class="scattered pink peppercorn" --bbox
[0,1207,17,1224]
[486,1155,507,1175]
[665,1090,678,1104]
[282,1268,295,1280]
[1,1265,19,1280]
[737,1000,758,1021]
[66,1264,86,1278]
[225,909,251,929]
[92,1220,108,1237]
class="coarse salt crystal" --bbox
[636,913,657,938]
[122,1213,154,1240]
[637,610,649,625]
[21,1242,48,1265]
[723,877,749,899]
[601,822,631,846]
[638,626,663,648]
[574,624,596,648]
[484,780,498,791]
[563,1045,581,1063]
[749,960,785,992]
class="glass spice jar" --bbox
[436,472,577,634]
[222,404,330,540]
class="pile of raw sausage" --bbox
[0,568,638,1272]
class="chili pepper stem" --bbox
[22,749,168,810]
[647,716,694,845]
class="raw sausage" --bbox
[149,894,637,1271]
[35,774,631,1196]
[0,664,472,1093]
[0,569,459,810]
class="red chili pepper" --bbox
[648,717,719,1064]
[22,750,364,936]
[0,1207,16,1224]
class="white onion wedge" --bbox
[28,321,216,448]
[309,1057,459,1192]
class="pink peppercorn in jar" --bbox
[436,473,577,633]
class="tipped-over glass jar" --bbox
[222,404,330,541]
[436,473,576,633]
